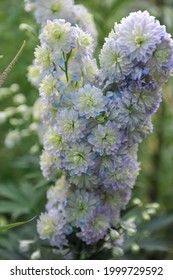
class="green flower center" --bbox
[86,98,93,107]
[113,52,120,64]
[102,132,115,145]
[54,30,62,40]
[135,36,145,47]
[96,113,106,123]
[64,121,75,131]
[50,3,62,13]
[80,37,91,47]
[73,153,84,164]
[103,133,108,140]
[77,202,85,212]
[48,133,62,146]
[42,223,54,236]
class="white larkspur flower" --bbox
[73,26,94,56]
[39,74,59,106]
[34,44,52,72]
[39,75,60,109]
[44,127,63,156]
[74,85,107,119]
[40,151,53,179]
[116,10,166,62]
[99,38,133,82]
[56,109,86,142]
[40,149,61,179]
[63,142,95,175]
[81,57,98,83]
[39,74,57,95]
[40,19,73,53]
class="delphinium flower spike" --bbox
[34,10,173,257]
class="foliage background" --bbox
[0,0,173,259]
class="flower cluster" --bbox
[34,11,173,254]
[25,0,98,96]
[24,0,97,40]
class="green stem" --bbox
[64,59,69,82]
[62,50,72,83]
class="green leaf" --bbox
[139,237,171,252]
[142,214,173,232]
[0,181,47,219]
[0,216,36,232]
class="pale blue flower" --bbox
[126,117,153,145]
[88,121,122,155]
[99,38,133,82]
[133,88,162,115]
[146,34,173,85]
[25,0,98,45]
[69,173,99,188]
[35,9,173,250]
[74,85,106,119]
[56,109,86,142]
[95,153,123,178]
[77,207,110,244]
[102,187,131,210]
[103,159,140,191]
[116,10,166,62]
[66,189,99,227]
[44,127,63,157]
[37,208,69,248]
[115,93,145,131]
[34,0,74,25]
[63,142,95,175]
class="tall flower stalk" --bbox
[27,4,173,258]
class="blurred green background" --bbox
[0,0,173,259]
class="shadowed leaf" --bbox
[0,216,36,232]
